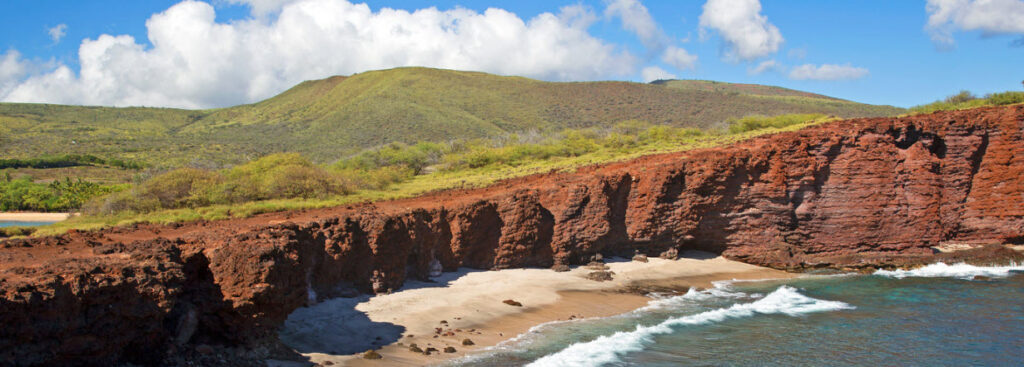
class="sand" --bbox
[278,252,794,366]
[0,212,72,222]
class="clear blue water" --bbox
[450,263,1024,367]
[0,220,56,228]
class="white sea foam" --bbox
[526,286,853,367]
[638,286,748,312]
[874,262,1024,280]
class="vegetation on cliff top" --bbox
[33,113,834,235]
[910,90,1024,114]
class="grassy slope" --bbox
[1,67,904,168]
[37,118,829,235]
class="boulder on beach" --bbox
[362,350,382,360]
[462,338,475,346]
[502,299,523,307]
[632,254,648,263]
[586,271,614,282]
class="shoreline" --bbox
[0,212,72,222]
[279,252,796,366]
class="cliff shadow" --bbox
[398,267,487,291]
[279,296,404,356]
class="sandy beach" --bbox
[278,252,795,366]
[0,212,71,222]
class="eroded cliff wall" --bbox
[2,105,1023,365]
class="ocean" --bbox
[449,263,1024,367]
[0,220,55,228]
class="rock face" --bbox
[2,106,1023,365]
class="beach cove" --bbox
[278,252,794,366]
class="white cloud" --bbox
[661,46,697,70]
[789,63,868,81]
[925,0,1024,46]
[0,50,31,96]
[48,24,68,43]
[641,66,676,82]
[0,0,637,108]
[698,0,783,61]
[604,0,667,49]
[749,59,778,75]
[225,0,300,16]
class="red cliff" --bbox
[2,105,1023,365]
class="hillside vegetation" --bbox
[910,90,1024,114]
[1,67,903,168]
[40,113,835,234]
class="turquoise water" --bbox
[450,263,1024,367]
[0,220,55,228]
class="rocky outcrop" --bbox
[2,105,1023,365]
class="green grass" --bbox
[35,115,832,236]
[909,90,1024,114]
[1,67,904,168]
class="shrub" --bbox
[0,177,119,212]
[142,168,223,208]
[87,153,352,215]
[262,165,345,199]
[911,90,1024,113]
[728,113,825,134]
[0,154,143,170]
[944,90,976,104]
[986,91,1024,106]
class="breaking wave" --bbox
[874,262,1024,280]
[526,286,853,367]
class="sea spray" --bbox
[874,262,1024,279]
[527,286,854,367]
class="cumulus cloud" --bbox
[48,24,68,43]
[0,0,637,108]
[225,0,300,15]
[699,0,783,61]
[748,59,778,75]
[661,46,697,70]
[641,66,676,82]
[0,50,31,96]
[926,0,1024,46]
[604,0,667,49]
[788,64,868,81]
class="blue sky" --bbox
[0,0,1021,109]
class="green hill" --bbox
[0,67,903,168]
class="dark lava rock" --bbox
[195,345,214,355]
[462,338,475,346]
[502,299,523,307]
[362,350,382,360]
[444,347,457,353]
[585,271,614,282]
